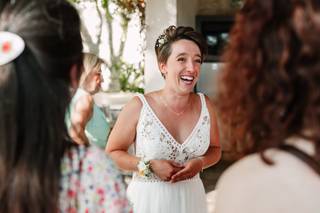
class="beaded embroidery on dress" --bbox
[127,93,210,213]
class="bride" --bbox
[106,25,221,213]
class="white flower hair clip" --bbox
[155,34,168,49]
[0,31,25,66]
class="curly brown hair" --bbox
[154,25,207,71]
[217,0,320,161]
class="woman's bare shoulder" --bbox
[121,95,143,115]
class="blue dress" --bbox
[66,88,110,149]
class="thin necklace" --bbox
[160,95,189,116]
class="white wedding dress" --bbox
[127,93,210,213]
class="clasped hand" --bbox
[150,158,203,183]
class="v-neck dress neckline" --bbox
[140,94,204,147]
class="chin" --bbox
[183,83,196,91]
[178,87,194,95]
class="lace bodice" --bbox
[133,93,210,181]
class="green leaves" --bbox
[117,60,144,93]
[72,0,145,92]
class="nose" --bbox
[98,72,103,83]
[186,59,197,72]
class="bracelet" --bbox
[197,157,205,172]
[137,158,152,177]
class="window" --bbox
[196,15,234,62]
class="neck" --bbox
[161,89,191,105]
[79,86,95,95]
[160,90,192,116]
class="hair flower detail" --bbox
[0,31,25,66]
[155,34,168,49]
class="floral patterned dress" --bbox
[59,145,132,213]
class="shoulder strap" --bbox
[198,93,208,113]
[279,144,320,175]
[135,93,147,106]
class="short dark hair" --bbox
[154,25,207,66]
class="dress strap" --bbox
[279,144,320,175]
[135,93,147,106]
[198,93,207,112]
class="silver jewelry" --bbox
[160,95,189,116]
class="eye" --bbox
[194,58,202,64]
[177,57,186,62]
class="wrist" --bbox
[196,157,205,171]
[137,158,152,177]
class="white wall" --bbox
[144,0,177,92]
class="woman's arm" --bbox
[69,94,93,145]
[106,97,142,172]
[171,95,221,182]
[199,95,222,168]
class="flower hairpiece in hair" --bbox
[0,31,25,66]
[155,34,168,49]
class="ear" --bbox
[159,62,167,76]
[70,64,80,89]
[94,72,101,83]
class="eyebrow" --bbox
[175,53,202,58]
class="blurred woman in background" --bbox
[0,0,130,212]
[66,53,110,149]
[215,0,320,212]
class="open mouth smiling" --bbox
[180,75,195,84]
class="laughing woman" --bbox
[106,25,221,213]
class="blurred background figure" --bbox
[66,52,110,149]
[215,0,320,212]
[0,0,131,212]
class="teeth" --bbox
[180,76,194,81]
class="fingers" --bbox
[170,164,200,183]
[171,169,189,183]
[171,174,194,183]
[169,160,184,168]
[151,160,196,182]
[150,160,183,181]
